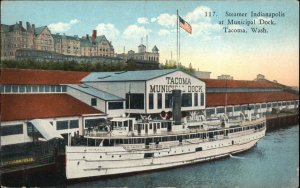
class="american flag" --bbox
[179,16,192,34]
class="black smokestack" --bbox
[172,90,182,125]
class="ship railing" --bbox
[85,130,110,137]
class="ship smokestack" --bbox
[172,90,182,125]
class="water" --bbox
[2,125,299,187]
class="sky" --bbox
[1,1,299,86]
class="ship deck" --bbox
[84,118,266,139]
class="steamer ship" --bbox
[65,90,266,180]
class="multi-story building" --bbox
[117,43,159,62]
[1,21,56,60]
[217,74,234,80]
[80,30,114,57]
[1,21,116,60]
[52,34,81,56]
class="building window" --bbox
[182,93,192,107]
[108,102,124,110]
[157,93,162,109]
[45,85,50,92]
[50,86,55,92]
[56,121,69,130]
[126,93,144,109]
[206,108,215,116]
[39,85,45,92]
[26,85,31,92]
[4,85,12,92]
[70,120,79,129]
[194,93,198,106]
[241,105,248,111]
[1,124,23,136]
[217,107,225,114]
[19,85,25,93]
[56,86,62,92]
[61,85,67,92]
[200,93,204,106]
[91,98,97,106]
[149,94,154,109]
[234,106,241,112]
[165,93,172,108]
[12,85,18,92]
[226,107,233,113]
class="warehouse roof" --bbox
[1,94,102,122]
[68,84,124,101]
[82,69,178,82]
[1,69,89,85]
[206,91,299,107]
[201,79,281,89]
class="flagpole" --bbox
[178,14,181,69]
[176,9,179,69]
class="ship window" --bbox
[85,118,106,129]
[118,122,122,127]
[165,93,172,108]
[149,123,152,129]
[182,93,192,107]
[162,137,167,142]
[149,93,154,109]
[1,124,23,136]
[124,121,128,127]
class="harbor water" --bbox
[2,125,299,187]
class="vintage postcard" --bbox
[1,1,299,187]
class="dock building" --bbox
[1,68,298,140]
[202,79,299,118]
[1,68,298,172]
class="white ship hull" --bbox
[66,127,265,180]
